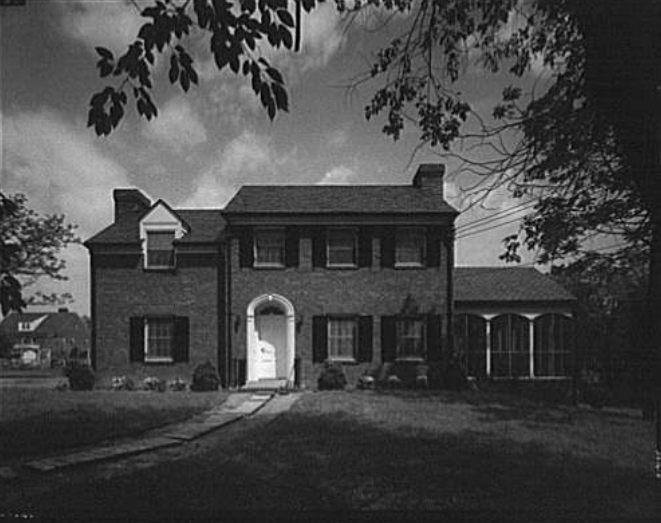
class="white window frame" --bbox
[327,316,358,362]
[326,227,358,268]
[18,321,31,332]
[253,227,286,268]
[395,317,426,361]
[395,227,426,268]
[144,317,174,363]
[145,230,176,269]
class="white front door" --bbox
[256,312,285,380]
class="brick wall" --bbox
[229,231,451,388]
[92,249,221,385]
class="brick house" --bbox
[0,308,90,368]
[85,164,576,389]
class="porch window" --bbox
[146,231,175,268]
[254,228,285,267]
[534,314,570,377]
[396,318,425,360]
[491,314,530,378]
[395,227,425,267]
[327,228,357,267]
[145,317,174,362]
[328,317,357,361]
[454,314,487,378]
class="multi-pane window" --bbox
[534,314,570,377]
[491,314,530,378]
[328,317,357,360]
[145,317,173,361]
[254,228,285,267]
[454,314,487,377]
[146,231,175,268]
[327,228,357,267]
[396,318,425,359]
[395,227,425,267]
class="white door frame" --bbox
[246,294,295,384]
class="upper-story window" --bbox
[146,231,175,269]
[254,228,285,267]
[395,227,426,267]
[327,228,357,267]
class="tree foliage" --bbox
[87,0,322,135]
[0,193,79,316]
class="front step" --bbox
[242,378,289,392]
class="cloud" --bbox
[57,0,148,55]
[142,96,207,150]
[183,131,277,208]
[2,109,134,314]
[316,165,355,185]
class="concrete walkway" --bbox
[13,392,300,477]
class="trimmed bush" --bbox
[317,361,347,390]
[168,377,188,391]
[111,376,135,391]
[191,361,220,392]
[64,362,95,391]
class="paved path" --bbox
[7,392,300,478]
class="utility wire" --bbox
[455,200,537,233]
[456,214,531,240]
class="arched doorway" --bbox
[246,294,295,385]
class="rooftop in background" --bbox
[0,308,88,335]
[223,184,458,215]
[454,267,576,303]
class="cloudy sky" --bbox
[0,1,543,315]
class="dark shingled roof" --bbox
[0,310,83,335]
[454,267,576,303]
[86,209,225,245]
[224,185,458,214]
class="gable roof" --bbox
[86,209,225,246]
[0,310,86,336]
[454,267,576,303]
[224,185,458,215]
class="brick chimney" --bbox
[113,189,151,223]
[412,163,445,198]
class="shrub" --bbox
[168,377,187,391]
[386,374,402,388]
[357,374,376,390]
[111,376,135,391]
[442,358,469,391]
[191,361,220,392]
[143,376,166,392]
[317,361,347,390]
[64,362,95,391]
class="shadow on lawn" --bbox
[10,408,649,519]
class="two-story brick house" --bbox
[85,164,576,389]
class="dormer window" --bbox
[146,231,175,269]
[18,321,31,332]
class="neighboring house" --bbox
[0,308,91,368]
[85,164,576,389]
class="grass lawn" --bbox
[0,388,227,460]
[11,389,655,518]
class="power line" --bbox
[455,200,536,233]
[456,214,530,240]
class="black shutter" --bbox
[358,315,373,362]
[381,315,396,362]
[173,316,190,363]
[380,228,395,268]
[427,314,442,362]
[238,227,254,268]
[312,316,327,363]
[285,226,300,267]
[129,317,145,363]
[312,227,327,268]
[426,227,441,267]
[358,227,372,268]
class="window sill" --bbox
[327,357,358,365]
[395,357,425,363]
[326,264,358,270]
[394,263,426,269]
[144,357,174,364]
[253,263,286,270]
[143,266,176,273]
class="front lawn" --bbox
[11,389,655,518]
[0,388,227,460]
